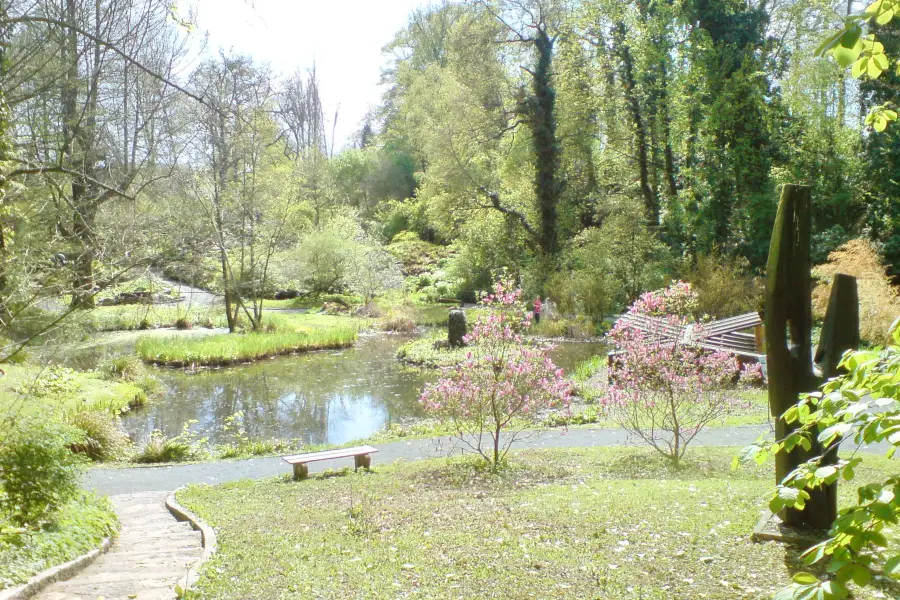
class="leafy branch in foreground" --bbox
[818,0,900,131]
[740,322,900,599]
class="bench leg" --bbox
[354,454,371,471]
[292,463,309,480]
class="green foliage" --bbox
[396,334,469,368]
[684,253,763,319]
[133,423,207,464]
[66,411,132,462]
[748,324,900,599]
[135,326,358,367]
[0,492,118,590]
[0,420,85,525]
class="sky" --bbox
[184,0,430,151]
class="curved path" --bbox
[36,492,202,600]
[85,425,780,496]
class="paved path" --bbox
[85,425,780,496]
[36,492,202,600]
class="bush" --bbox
[684,253,763,319]
[812,238,900,345]
[103,355,146,382]
[133,426,204,464]
[377,309,417,333]
[174,317,192,330]
[0,421,85,525]
[420,277,572,466]
[605,293,743,464]
[548,270,617,323]
[66,412,132,462]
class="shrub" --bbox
[420,277,572,466]
[377,309,417,333]
[684,253,763,319]
[812,238,900,345]
[548,269,616,323]
[628,280,699,320]
[104,355,146,382]
[66,412,132,462]
[606,294,742,464]
[133,425,205,464]
[0,421,85,525]
[174,317,192,330]
[746,328,900,599]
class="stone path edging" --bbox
[0,537,113,600]
[165,488,218,593]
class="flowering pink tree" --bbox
[628,280,699,320]
[606,283,742,464]
[420,278,572,466]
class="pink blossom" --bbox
[420,277,572,465]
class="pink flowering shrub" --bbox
[607,301,742,464]
[628,280,699,321]
[420,277,572,466]
[739,361,765,388]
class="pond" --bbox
[122,333,607,447]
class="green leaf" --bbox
[844,564,872,587]
[821,579,849,599]
[793,572,819,585]
[884,554,900,576]
[840,25,863,50]
[876,7,895,24]
[834,43,863,68]
[815,466,838,480]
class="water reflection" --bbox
[122,334,607,446]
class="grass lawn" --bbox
[0,364,146,421]
[0,492,118,590]
[178,447,897,600]
[136,322,359,367]
[78,304,228,332]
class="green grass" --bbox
[135,325,359,367]
[78,304,227,332]
[0,492,118,590]
[395,334,468,368]
[178,446,898,600]
[0,364,147,422]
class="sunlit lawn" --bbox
[179,446,897,600]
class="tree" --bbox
[7,0,192,308]
[189,53,300,331]
[346,242,404,303]
[420,276,571,466]
[606,282,743,464]
[744,336,900,600]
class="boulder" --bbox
[448,309,467,347]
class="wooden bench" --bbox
[282,445,378,480]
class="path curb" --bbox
[0,536,113,600]
[166,487,218,593]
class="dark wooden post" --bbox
[801,272,860,528]
[766,184,834,530]
[815,274,860,378]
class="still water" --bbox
[122,333,606,446]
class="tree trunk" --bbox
[613,22,659,225]
[529,28,562,263]
[766,184,835,530]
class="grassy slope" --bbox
[179,447,897,600]
[0,493,119,589]
[0,364,145,420]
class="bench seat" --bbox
[282,445,378,479]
